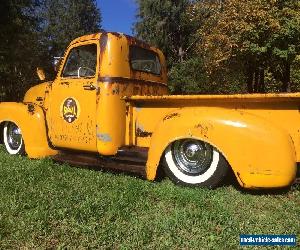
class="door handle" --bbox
[83,83,96,90]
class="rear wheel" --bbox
[3,122,25,155]
[163,139,228,188]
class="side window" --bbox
[62,44,97,78]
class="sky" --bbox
[96,0,137,35]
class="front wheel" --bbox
[163,139,228,188]
[3,122,25,155]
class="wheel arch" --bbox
[149,133,231,185]
[146,107,297,188]
[0,102,57,158]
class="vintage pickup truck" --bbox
[0,32,299,189]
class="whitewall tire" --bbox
[3,121,25,155]
[163,139,228,188]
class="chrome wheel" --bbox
[7,123,22,150]
[172,139,213,176]
[3,122,25,155]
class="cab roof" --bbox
[69,31,154,50]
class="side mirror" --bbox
[36,67,46,81]
[53,56,63,72]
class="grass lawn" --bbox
[0,145,299,249]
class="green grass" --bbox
[0,146,299,249]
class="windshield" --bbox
[62,44,97,78]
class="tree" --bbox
[192,0,300,93]
[134,0,199,65]
[0,0,102,101]
[39,0,102,58]
[268,0,300,92]
[0,0,41,101]
[135,0,219,94]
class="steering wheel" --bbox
[77,66,95,77]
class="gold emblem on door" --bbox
[61,98,80,123]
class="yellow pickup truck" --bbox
[0,32,299,189]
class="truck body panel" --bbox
[0,102,57,158]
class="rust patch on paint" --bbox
[125,35,151,50]
[236,172,245,187]
[136,123,152,137]
[27,103,35,115]
[194,124,209,138]
[97,133,112,142]
[100,33,108,51]
[98,76,167,89]
[112,87,120,95]
[249,169,273,176]
[136,127,152,138]
[99,33,108,67]
[163,112,180,121]
[133,86,140,95]
[51,146,148,177]
[109,32,122,39]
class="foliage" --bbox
[134,0,199,65]
[168,58,209,94]
[135,0,300,94]
[0,147,299,248]
[0,0,41,101]
[291,56,300,91]
[190,0,300,93]
[134,0,213,93]
[39,0,102,58]
[168,57,245,94]
[268,0,300,91]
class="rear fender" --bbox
[146,107,297,188]
[0,102,57,158]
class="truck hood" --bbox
[23,81,53,104]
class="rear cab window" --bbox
[129,46,161,75]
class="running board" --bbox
[51,146,148,177]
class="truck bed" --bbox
[125,92,300,162]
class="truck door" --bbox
[47,42,99,152]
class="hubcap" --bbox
[172,139,213,175]
[7,123,22,150]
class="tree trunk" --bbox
[247,65,254,93]
[281,62,291,92]
[258,68,265,93]
[254,67,259,92]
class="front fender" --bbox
[146,107,296,188]
[0,102,57,158]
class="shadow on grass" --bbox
[51,158,300,195]
[52,158,148,180]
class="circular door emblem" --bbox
[61,98,80,123]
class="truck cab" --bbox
[24,32,168,155]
